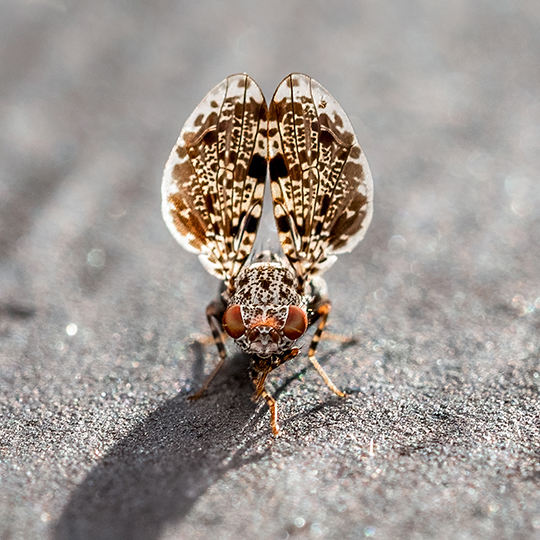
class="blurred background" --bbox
[1,1,539,539]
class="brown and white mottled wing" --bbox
[162,74,268,282]
[268,73,373,281]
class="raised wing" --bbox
[268,73,373,282]
[162,74,268,282]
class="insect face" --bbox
[222,261,308,359]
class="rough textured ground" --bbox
[1,1,539,539]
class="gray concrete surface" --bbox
[1,1,539,539]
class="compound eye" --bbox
[282,306,307,340]
[222,305,246,339]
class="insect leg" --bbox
[252,370,280,436]
[260,388,280,436]
[188,297,228,400]
[308,300,346,398]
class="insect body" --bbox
[162,73,373,435]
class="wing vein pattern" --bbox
[268,73,373,281]
[162,74,268,282]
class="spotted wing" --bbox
[162,74,268,282]
[268,73,373,281]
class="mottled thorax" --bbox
[232,260,302,309]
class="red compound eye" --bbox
[282,306,307,340]
[222,305,246,339]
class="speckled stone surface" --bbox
[1,1,539,539]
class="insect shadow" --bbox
[52,337,357,540]
[52,347,270,540]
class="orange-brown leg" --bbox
[252,370,280,436]
[260,389,280,436]
[308,301,346,398]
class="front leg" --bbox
[251,370,280,436]
[250,349,300,436]
[188,296,228,400]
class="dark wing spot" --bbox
[237,76,249,88]
[194,114,205,127]
[172,161,194,183]
[276,215,290,233]
[319,113,354,146]
[245,213,259,234]
[321,194,331,215]
[343,160,363,181]
[176,145,188,159]
[233,163,246,182]
[348,190,368,214]
[292,102,303,116]
[289,163,301,182]
[234,102,244,117]
[270,154,288,180]
[248,153,267,180]
[289,77,299,87]
[271,101,286,122]
[319,129,335,146]
[203,129,217,146]
[205,193,215,215]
